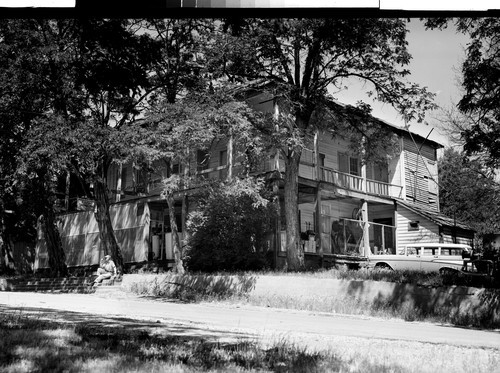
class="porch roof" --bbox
[396,200,474,232]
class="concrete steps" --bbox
[0,276,123,294]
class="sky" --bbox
[334,18,471,148]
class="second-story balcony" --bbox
[320,167,403,199]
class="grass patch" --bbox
[1,311,498,373]
[123,269,500,329]
[0,311,401,373]
[123,272,257,302]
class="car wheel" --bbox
[374,263,393,271]
[439,267,458,276]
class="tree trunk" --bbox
[40,206,67,277]
[181,193,189,265]
[283,147,304,271]
[0,208,15,273]
[167,192,184,274]
[94,179,123,273]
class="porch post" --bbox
[315,185,323,267]
[116,163,122,202]
[360,139,370,257]
[313,130,319,181]
[227,131,233,181]
[361,199,370,257]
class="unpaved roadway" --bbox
[0,291,498,351]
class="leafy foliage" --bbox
[209,18,436,269]
[427,18,500,169]
[455,18,500,168]
[438,148,500,237]
[185,179,276,272]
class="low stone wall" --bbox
[251,275,500,316]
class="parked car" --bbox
[367,243,471,273]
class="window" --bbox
[367,163,389,183]
[427,175,438,195]
[319,153,325,167]
[120,165,127,189]
[440,248,462,256]
[167,162,180,177]
[197,149,210,172]
[219,149,228,179]
[408,220,420,231]
[338,152,360,176]
[406,247,420,255]
[422,247,436,256]
[220,149,227,167]
[349,157,359,176]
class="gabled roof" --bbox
[326,99,444,150]
[396,200,473,232]
[227,78,443,149]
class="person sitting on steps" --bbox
[93,255,117,286]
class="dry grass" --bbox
[122,272,257,302]
[124,270,500,329]
[2,311,498,373]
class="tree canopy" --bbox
[211,18,436,269]
[439,147,500,239]
[427,18,500,169]
[1,18,440,274]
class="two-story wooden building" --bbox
[34,83,474,271]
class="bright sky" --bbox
[333,18,471,148]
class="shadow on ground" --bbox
[0,303,333,373]
[346,279,500,328]
[0,303,256,342]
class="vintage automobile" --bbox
[367,243,471,273]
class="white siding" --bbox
[403,136,439,211]
[396,206,440,247]
[389,150,403,191]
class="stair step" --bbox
[0,275,125,294]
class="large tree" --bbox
[0,19,75,275]
[125,19,215,273]
[210,19,436,270]
[0,19,164,274]
[439,147,500,238]
[427,18,500,169]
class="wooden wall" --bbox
[35,202,150,270]
[396,205,440,247]
[403,136,439,211]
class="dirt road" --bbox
[0,291,498,352]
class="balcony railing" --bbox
[320,167,402,199]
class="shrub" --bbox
[185,179,276,272]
